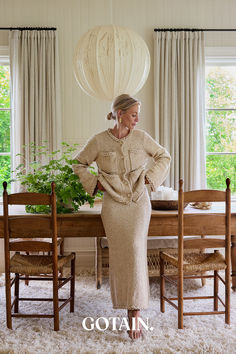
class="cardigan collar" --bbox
[107,128,133,143]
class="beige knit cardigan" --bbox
[72,128,171,204]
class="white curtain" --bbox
[9,30,62,191]
[154,31,206,191]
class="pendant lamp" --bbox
[73,25,150,100]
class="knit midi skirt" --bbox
[101,188,152,309]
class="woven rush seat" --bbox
[147,247,203,276]
[161,250,226,273]
[10,253,75,275]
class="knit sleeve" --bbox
[72,135,99,197]
[143,131,171,191]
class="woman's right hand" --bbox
[97,181,106,192]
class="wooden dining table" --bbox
[0,201,236,291]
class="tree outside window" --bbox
[206,66,236,196]
[0,64,11,192]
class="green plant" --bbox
[12,142,103,214]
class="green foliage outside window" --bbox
[0,65,10,108]
[0,155,11,183]
[0,65,11,192]
[0,110,10,152]
[206,67,236,195]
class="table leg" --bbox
[231,234,236,292]
[95,237,102,289]
[200,235,206,287]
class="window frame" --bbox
[205,47,236,199]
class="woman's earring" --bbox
[119,118,122,124]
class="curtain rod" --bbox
[0,27,57,31]
[154,28,236,32]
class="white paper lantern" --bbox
[73,25,150,100]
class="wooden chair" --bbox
[3,181,76,331]
[160,178,231,329]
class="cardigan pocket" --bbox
[129,149,147,171]
[97,151,118,174]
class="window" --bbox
[0,47,11,193]
[205,48,236,197]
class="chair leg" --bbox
[24,275,29,286]
[14,273,19,313]
[201,273,206,287]
[225,266,231,324]
[60,238,64,256]
[24,252,30,286]
[96,237,102,289]
[5,271,12,329]
[59,239,64,278]
[214,270,219,311]
[53,272,59,331]
[200,235,206,287]
[178,270,184,329]
[160,254,165,313]
[70,253,75,313]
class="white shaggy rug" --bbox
[0,271,235,354]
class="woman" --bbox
[72,94,171,340]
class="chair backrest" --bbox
[178,179,231,267]
[3,181,58,272]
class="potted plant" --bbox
[12,142,102,214]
